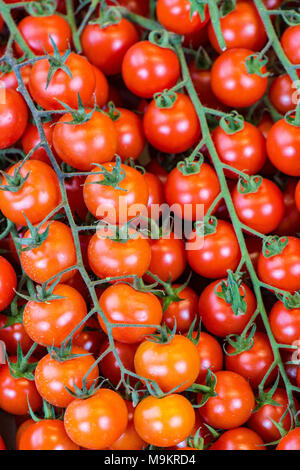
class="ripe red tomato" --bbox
[87,65,109,108]
[211,48,268,108]
[281,25,300,64]
[108,400,145,450]
[64,389,128,449]
[0,160,60,226]
[165,163,220,221]
[53,110,117,171]
[210,428,266,450]
[163,285,199,333]
[156,0,209,35]
[212,121,266,177]
[20,221,77,284]
[276,178,300,235]
[295,180,300,212]
[21,121,55,164]
[276,428,300,450]
[186,219,241,278]
[134,394,195,447]
[64,175,88,221]
[99,339,138,386]
[143,93,201,154]
[269,74,295,115]
[192,331,223,384]
[29,52,95,110]
[267,119,300,176]
[225,332,276,388]
[270,300,300,345]
[16,14,72,55]
[122,41,180,99]
[208,2,266,53]
[0,315,33,355]
[0,64,31,91]
[0,256,17,312]
[113,108,145,161]
[23,284,87,347]
[134,334,201,393]
[73,317,104,356]
[257,237,300,292]
[198,279,257,337]
[81,19,138,76]
[198,371,255,429]
[35,346,99,408]
[188,62,225,109]
[107,0,149,16]
[0,357,42,415]
[144,171,165,217]
[0,88,28,149]
[232,177,285,234]
[19,420,80,450]
[99,284,162,343]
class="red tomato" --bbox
[266,119,300,176]
[281,25,300,65]
[98,284,162,343]
[29,52,95,110]
[64,175,88,221]
[156,0,209,35]
[0,64,31,91]
[186,219,241,279]
[198,371,255,429]
[198,279,257,337]
[211,48,268,108]
[134,394,195,447]
[122,41,180,99]
[21,121,55,164]
[0,160,60,226]
[276,178,300,235]
[19,420,80,450]
[99,339,138,386]
[64,389,128,449]
[35,346,99,408]
[188,62,226,109]
[0,436,5,450]
[108,400,145,450]
[113,108,145,161]
[295,180,300,212]
[257,237,300,292]
[269,74,296,115]
[212,121,266,177]
[0,256,17,312]
[143,93,201,154]
[193,331,223,384]
[73,317,104,356]
[0,315,33,355]
[144,171,165,217]
[165,163,220,221]
[210,427,265,450]
[0,88,28,149]
[270,300,300,345]
[20,221,76,284]
[107,0,149,15]
[81,19,139,76]
[145,156,169,184]
[163,285,199,333]
[87,65,109,108]
[276,428,300,450]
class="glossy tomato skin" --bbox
[64,389,128,450]
[193,331,223,384]
[53,110,117,171]
[0,357,42,415]
[156,0,209,35]
[88,231,151,280]
[144,171,165,217]
[163,285,198,334]
[99,284,162,343]
[198,371,255,429]
[212,122,266,177]
[107,0,149,15]
[270,300,300,345]
[188,62,224,109]
[0,315,33,355]
[64,175,88,221]
[281,25,300,65]
[211,48,268,108]
[113,108,145,161]
[210,427,266,450]
[81,19,139,75]
[35,346,99,408]
[232,178,285,234]
[0,88,28,149]
[99,339,138,386]
[0,160,60,226]
[134,394,195,447]
[266,119,300,176]
[122,41,180,99]
[21,121,55,164]
[276,428,300,450]
[20,221,76,284]
[29,52,95,110]
[143,93,201,154]
[73,317,104,356]
[0,256,17,312]
[16,15,72,55]
[276,178,300,235]
[19,420,80,450]
[257,237,300,292]
[295,180,300,212]
[23,284,87,347]
[225,332,276,388]
[108,400,145,450]
[87,65,109,108]
[208,1,266,53]
[83,162,149,223]
[248,388,295,443]
[165,163,220,221]
[186,219,241,279]
[269,74,295,115]
[198,280,257,337]
[135,335,201,393]
[0,64,31,91]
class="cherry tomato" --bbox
[73,317,104,356]
[143,93,201,154]
[276,428,300,450]
[122,41,180,99]
[276,178,300,235]
[107,0,149,16]
[270,300,300,345]
[0,64,31,91]
[99,339,138,386]
[267,119,300,176]
[281,25,300,65]
[0,256,17,312]
[64,389,128,449]
[0,315,33,355]
[108,400,145,450]
[19,420,80,450]
[20,221,77,284]
[35,346,99,408]
[87,65,109,108]
[81,19,139,76]
[163,285,199,334]
[144,171,165,217]
[134,394,195,447]
[269,74,296,115]
[193,331,223,384]
[156,0,209,35]
[99,284,162,343]
[0,88,28,149]
[198,370,255,429]
[64,175,88,221]
[188,62,224,109]
[295,180,300,212]
[210,427,265,450]
[211,48,268,108]
[113,108,145,161]
[21,121,55,164]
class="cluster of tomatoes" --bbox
[0,0,300,452]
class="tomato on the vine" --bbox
[210,428,266,451]
[19,420,80,450]
[0,88,28,149]
[108,400,146,450]
[156,0,209,35]
[281,25,300,65]
[21,120,55,164]
[269,74,296,115]
[163,285,199,333]
[276,428,300,450]
[113,108,146,161]
[266,119,300,176]
[269,300,300,345]
[99,339,138,386]
[192,331,223,384]
[0,256,17,312]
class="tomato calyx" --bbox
[187,369,218,407]
[219,111,245,135]
[237,174,263,195]
[28,399,61,423]
[0,296,24,328]
[26,0,57,17]
[149,272,192,312]
[0,164,30,193]
[146,321,177,344]
[193,46,212,70]
[188,0,208,21]
[14,217,51,252]
[254,373,282,412]
[224,324,256,356]
[262,235,289,258]
[285,100,300,127]
[215,270,247,316]
[44,38,73,89]
[177,151,204,176]
[195,215,218,237]
[55,93,95,125]
[105,101,121,122]
[16,276,65,303]
[89,6,122,29]
[7,342,38,381]
[276,291,300,309]
[245,54,269,78]
[186,428,205,450]
[154,89,178,109]
[85,156,127,191]
[47,340,91,363]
